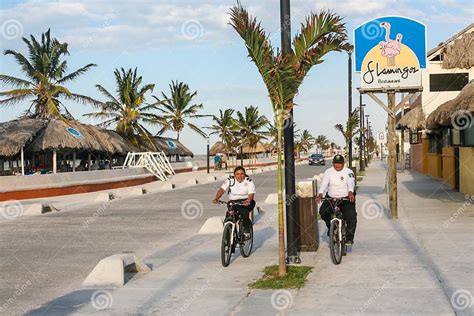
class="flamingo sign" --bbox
[354,16,426,90]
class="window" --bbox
[410,131,421,144]
[429,73,469,92]
[442,128,451,148]
[429,134,442,153]
[452,128,461,146]
[461,126,474,146]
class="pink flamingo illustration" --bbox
[379,22,402,66]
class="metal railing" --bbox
[122,152,174,181]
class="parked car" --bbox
[309,154,325,166]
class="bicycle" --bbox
[322,197,350,265]
[218,200,254,267]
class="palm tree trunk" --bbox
[277,110,287,277]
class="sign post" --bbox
[354,16,426,219]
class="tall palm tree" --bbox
[84,68,161,149]
[230,4,350,276]
[315,134,330,154]
[0,29,99,119]
[236,106,269,167]
[335,111,360,157]
[298,130,315,155]
[206,108,239,158]
[153,80,207,140]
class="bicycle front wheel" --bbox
[329,220,342,265]
[221,223,233,267]
[240,223,253,258]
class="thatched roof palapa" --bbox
[426,81,474,129]
[210,141,268,156]
[0,118,47,157]
[152,137,194,157]
[396,106,426,131]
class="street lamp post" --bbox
[281,0,300,264]
[359,96,365,172]
[365,115,370,165]
[240,129,245,167]
[206,136,210,174]
[348,50,353,168]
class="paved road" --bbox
[0,162,328,315]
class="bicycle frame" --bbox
[220,200,244,248]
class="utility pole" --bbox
[365,114,370,165]
[280,0,300,265]
[359,93,365,172]
[348,50,353,167]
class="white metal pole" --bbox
[53,150,57,174]
[21,146,25,176]
[72,152,76,172]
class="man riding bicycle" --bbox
[213,166,255,239]
[316,154,357,245]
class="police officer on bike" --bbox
[316,155,357,245]
[212,166,255,239]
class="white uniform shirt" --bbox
[318,167,355,198]
[221,176,256,200]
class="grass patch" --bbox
[249,265,313,289]
[358,171,365,176]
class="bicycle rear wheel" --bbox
[221,223,233,267]
[240,223,253,258]
[329,220,342,265]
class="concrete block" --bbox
[198,216,224,234]
[186,179,198,185]
[93,192,112,203]
[22,203,45,216]
[264,193,278,205]
[83,253,150,288]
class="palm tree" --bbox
[153,80,207,140]
[315,134,330,154]
[84,68,161,149]
[298,130,315,156]
[334,111,360,157]
[206,108,239,160]
[236,106,269,167]
[230,4,350,276]
[0,29,99,119]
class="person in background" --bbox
[214,154,221,171]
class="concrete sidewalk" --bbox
[27,161,473,315]
[239,160,472,316]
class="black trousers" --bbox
[233,200,255,232]
[319,198,357,242]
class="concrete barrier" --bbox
[83,253,150,287]
[264,193,279,205]
[198,216,224,234]
[22,203,46,216]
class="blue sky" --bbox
[0,0,472,154]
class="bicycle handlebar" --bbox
[218,200,246,206]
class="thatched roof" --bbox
[0,118,47,157]
[242,141,266,154]
[21,119,134,155]
[209,141,270,155]
[263,143,276,153]
[152,137,194,157]
[26,119,103,153]
[396,106,426,131]
[427,23,473,69]
[426,81,474,129]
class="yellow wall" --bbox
[442,147,455,188]
[427,153,442,178]
[459,147,474,196]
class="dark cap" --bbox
[332,154,345,163]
